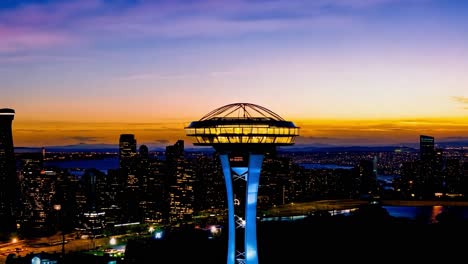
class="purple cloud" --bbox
[0,25,72,53]
[0,0,427,54]
[0,0,101,53]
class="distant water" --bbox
[299,163,354,170]
[263,205,468,224]
[383,205,468,224]
[45,157,119,172]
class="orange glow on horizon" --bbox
[11,116,468,147]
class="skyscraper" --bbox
[420,135,435,162]
[119,134,139,222]
[419,135,436,198]
[166,140,194,225]
[79,169,106,236]
[139,144,149,159]
[356,159,377,197]
[119,134,137,166]
[0,108,17,235]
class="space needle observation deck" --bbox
[185,103,299,264]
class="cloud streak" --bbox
[118,73,200,81]
[0,25,71,53]
[67,136,102,142]
[0,0,103,53]
[452,96,468,109]
[155,139,170,145]
[0,0,422,54]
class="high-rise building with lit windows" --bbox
[166,140,194,225]
[0,108,17,235]
[185,103,299,264]
[119,134,140,222]
[119,134,137,168]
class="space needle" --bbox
[185,103,299,264]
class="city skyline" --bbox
[1,0,467,147]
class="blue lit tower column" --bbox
[0,108,17,235]
[185,103,299,264]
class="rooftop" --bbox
[185,103,299,147]
[0,108,15,115]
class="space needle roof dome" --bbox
[185,103,299,146]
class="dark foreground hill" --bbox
[124,205,468,264]
[7,205,468,264]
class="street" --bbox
[0,233,119,263]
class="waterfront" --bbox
[265,199,468,224]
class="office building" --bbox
[420,135,435,162]
[119,134,140,222]
[166,140,194,225]
[0,108,18,235]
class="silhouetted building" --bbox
[119,134,140,223]
[20,166,57,236]
[444,159,462,195]
[400,161,420,199]
[139,159,167,224]
[419,135,436,198]
[0,108,18,236]
[76,169,106,236]
[139,144,149,159]
[119,134,137,177]
[53,169,79,233]
[420,135,435,162]
[192,154,225,212]
[355,159,378,198]
[100,169,124,225]
[166,140,194,225]
[434,148,444,192]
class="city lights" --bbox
[154,231,163,240]
[2,0,468,263]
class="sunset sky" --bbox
[1,0,467,148]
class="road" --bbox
[0,233,129,263]
[4,199,468,262]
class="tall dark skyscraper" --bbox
[0,108,17,235]
[139,144,149,159]
[119,134,137,165]
[356,159,378,197]
[420,135,435,161]
[419,135,436,198]
[166,140,194,225]
[119,134,138,188]
[119,134,139,222]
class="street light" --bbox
[109,237,117,246]
[54,204,65,260]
